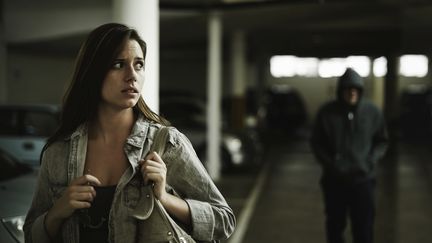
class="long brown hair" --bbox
[43,23,168,156]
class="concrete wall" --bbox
[6,51,75,105]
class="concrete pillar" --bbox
[0,7,6,103]
[113,0,159,112]
[0,47,5,104]
[230,30,247,130]
[371,57,384,111]
[207,12,222,180]
[428,54,432,86]
[384,55,399,123]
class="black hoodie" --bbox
[310,68,388,184]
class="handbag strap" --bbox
[144,126,212,243]
[150,126,170,157]
[150,127,193,242]
[132,126,171,221]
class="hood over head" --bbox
[337,68,364,102]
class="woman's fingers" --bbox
[70,190,95,202]
[52,174,102,219]
[61,185,96,211]
[142,168,165,185]
[140,155,167,172]
[139,152,167,189]
[141,160,166,171]
[145,151,163,164]
[67,175,100,207]
[71,185,96,195]
[143,172,165,183]
[70,200,92,209]
[141,160,166,182]
[139,153,168,200]
[72,174,102,186]
[69,175,99,199]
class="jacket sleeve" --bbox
[164,128,236,241]
[310,108,334,169]
[23,150,55,243]
[369,111,389,163]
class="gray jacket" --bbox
[23,116,236,243]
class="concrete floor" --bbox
[217,135,432,243]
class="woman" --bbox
[24,23,235,243]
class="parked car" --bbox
[259,84,307,135]
[0,104,60,166]
[0,148,38,243]
[160,94,262,172]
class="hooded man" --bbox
[310,68,388,243]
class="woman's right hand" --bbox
[45,174,102,238]
[52,174,102,219]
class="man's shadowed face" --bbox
[343,87,360,106]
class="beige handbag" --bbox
[132,126,196,243]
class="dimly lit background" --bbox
[1,0,432,243]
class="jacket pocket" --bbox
[130,185,155,220]
[136,206,174,243]
[124,177,145,208]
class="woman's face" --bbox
[100,39,145,111]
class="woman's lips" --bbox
[121,87,138,93]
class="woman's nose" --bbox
[125,65,137,82]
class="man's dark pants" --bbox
[320,177,376,243]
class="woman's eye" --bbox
[134,61,144,70]
[112,62,123,69]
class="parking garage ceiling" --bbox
[6,0,432,58]
[159,0,432,57]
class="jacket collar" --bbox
[66,114,150,148]
[125,114,149,148]
[68,123,87,141]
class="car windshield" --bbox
[0,151,32,181]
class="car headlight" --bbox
[2,216,25,242]
[224,135,244,165]
[224,136,242,151]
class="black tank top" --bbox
[79,185,116,243]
